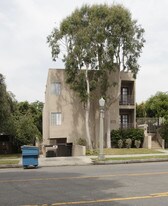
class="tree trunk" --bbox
[85,67,92,150]
[106,69,121,148]
[106,109,111,148]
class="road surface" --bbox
[0,162,168,205]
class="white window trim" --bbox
[51,112,62,126]
[51,82,61,95]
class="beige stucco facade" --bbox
[43,68,136,148]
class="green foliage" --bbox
[111,128,144,148]
[12,101,43,145]
[0,74,16,134]
[124,128,144,142]
[136,102,146,117]
[14,115,40,146]
[137,92,168,119]
[76,138,87,146]
[111,129,122,147]
[86,149,98,155]
[125,138,132,149]
[0,73,43,148]
[134,140,141,148]
[117,139,123,148]
[47,4,145,101]
[15,101,43,132]
[48,4,145,149]
[145,92,168,118]
[159,122,168,148]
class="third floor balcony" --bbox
[119,95,135,105]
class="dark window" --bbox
[121,87,129,105]
[120,114,129,128]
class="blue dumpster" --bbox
[21,145,39,168]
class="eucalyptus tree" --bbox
[47,4,145,149]
[98,5,145,147]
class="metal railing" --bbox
[119,95,134,105]
[120,123,134,129]
[136,118,159,133]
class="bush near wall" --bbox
[158,123,168,148]
[111,128,144,148]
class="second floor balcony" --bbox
[119,123,134,129]
[119,95,134,105]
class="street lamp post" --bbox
[98,97,105,160]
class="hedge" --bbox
[111,128,144,148]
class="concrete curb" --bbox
[93,158,168,165]
[0,164,22,169]
[0,158,168,169]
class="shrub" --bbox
[125,138,132,149]
[77,138,86,146]
[111,128,144,148]
[158,122,168,148]
[117,139,123,148]
[111,129,122,148]
[134,140,141,148]
[86,149,98,155]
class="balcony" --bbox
[119,95,134,105]
[120,123,134,129]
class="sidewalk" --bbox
[39,150,168,166]
[0,150,168,168]
[39,156,93,167]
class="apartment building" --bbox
[43,68,136,149]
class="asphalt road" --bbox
[0,162,168,206]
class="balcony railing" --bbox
[120,123,134,129]
[119,95,134,105]
[137,117,159,133]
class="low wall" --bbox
[143,135,152,149]
[72,145,86,156]
[156,130,165,149]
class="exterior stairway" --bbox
[151,134,162,149]
[151,140,162,149]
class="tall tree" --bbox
[0,73,43,148]
[0,74,15,134]
[14,115,41,146]
[13,101,43,145]
[47,4,145,149]
[145,92,168,119]
[136,102,146,118]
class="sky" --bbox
[0,0,168,103]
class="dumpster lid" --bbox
[21,145,38,149]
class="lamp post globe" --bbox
[99,97,105,107]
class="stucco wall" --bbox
[43,69,99,145]
[43,68,136,148]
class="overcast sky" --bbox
[0,0,168,103]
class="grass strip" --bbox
[104,155,168,161]
[87,148,164,156]
[103,148,163,155]
[0,160,20,165]
[0,154,21,159]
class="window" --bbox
[121,87,128,104]
[120,114,129,128]
[51,82,61,95]
[51,112,62,126]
